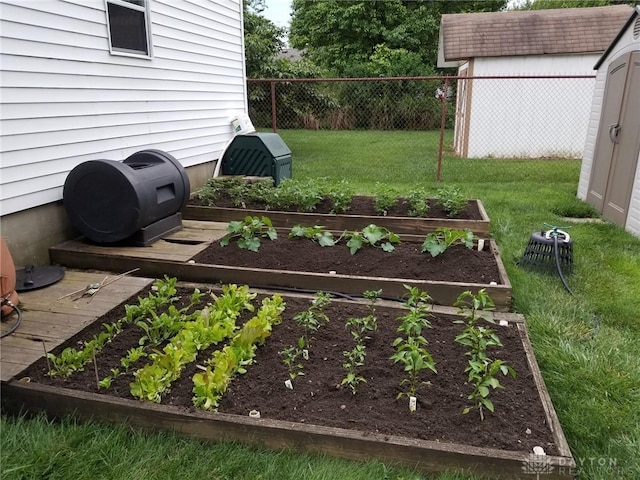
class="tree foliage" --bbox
[243,0,286,78]
[289,0,507,76]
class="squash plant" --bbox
[220,216,277,252]
[454,290,516,420]
[421,227,475,257]
[289,225,341,247]
[192,294,285,411]
[46,276,179,378]
[345,224,400,254]
[130,285,256,403]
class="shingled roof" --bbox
[439,4,633,62]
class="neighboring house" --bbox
[578,6,640,238]
[438,5,633,158]
[0,0,247,266]
[277,48,303,62]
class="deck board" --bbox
[0,270,152,382]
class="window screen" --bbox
[107,0,149,55]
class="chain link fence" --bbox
[247,75,595,182]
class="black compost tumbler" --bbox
[63,150,190,245]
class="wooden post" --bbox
[270,81,277,133]
[436,77,449,182]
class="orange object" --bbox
[1,236,19,317]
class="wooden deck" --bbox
[0,270,152,382]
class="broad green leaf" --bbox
[381,242,395,252]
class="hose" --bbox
[552,234,600,341]
[1,299,22,338]
[553,235,574,296]
[242,283,407,304]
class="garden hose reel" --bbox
[520,224,573,274]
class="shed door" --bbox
[587,51,640,226]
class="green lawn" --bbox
[2,130,638,480]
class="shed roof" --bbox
[440,4,633,62]
[595,5,640,69]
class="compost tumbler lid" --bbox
[15,266,65,292]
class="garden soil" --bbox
[24,289,558,456]
[191,238,502,285]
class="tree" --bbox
[289,0,507,76]
[243,0,286,78]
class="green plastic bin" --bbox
[221,133,292,186]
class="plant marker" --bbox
[284,379,293,390]
[409,396,417,412]
[533,446,546,456]
[477,239,484,251]
[302,349,309,360]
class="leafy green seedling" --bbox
[373,183,398,216]
[453,290,515,421]
[220,216,277,252]
[405,188,430,217]
[279,345,305,380]
[436,186,467,217]
[345,224,400,254]
[421,227,475,257]
[289,225,341,247]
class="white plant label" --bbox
[477,239,485,251]
[284,379,293,390]
[302,349,309,360]
[409,396,417,412]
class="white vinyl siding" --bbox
[0,0,247,216]
[578,16,640,238]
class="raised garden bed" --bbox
[49,231,512,310]
[185,178,491,237]
[3,283,574,479]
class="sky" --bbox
[262,0,293,29]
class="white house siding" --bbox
[462,54,597,158]
[0,0,247,216]
[578,22,640,237]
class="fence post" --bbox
[270,81,277,133]
[436,77,449,182]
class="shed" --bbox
[438,5,632,158]
[0,0,247,265]
[577,6,640,238]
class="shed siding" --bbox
[0,0,246,216]
[463,54,597,158]
[578,21,640,237]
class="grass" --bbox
[2,130,639,480]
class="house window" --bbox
[106,0,151,56]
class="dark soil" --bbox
[190,195,483,220]
[191,239,503,285]
[24,287,558,456]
